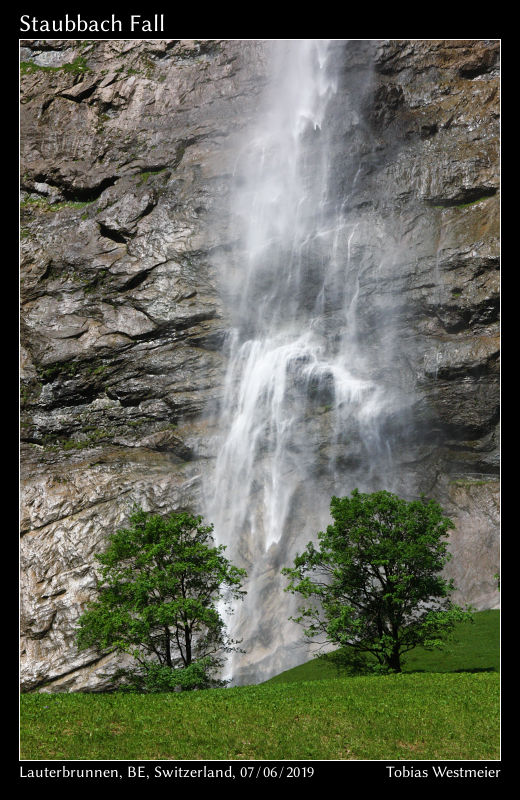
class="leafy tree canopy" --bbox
[283,489,471,673]
[77,504,246,691]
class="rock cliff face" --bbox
[20,39,499,691]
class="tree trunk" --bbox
[387,646,401,673]
[185,625,192,665]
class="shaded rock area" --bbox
[368,40,500,611]
[20,39,499,691]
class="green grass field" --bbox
[265,609,500,684]
[20,611,499,761]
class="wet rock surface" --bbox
[20,39,499,690]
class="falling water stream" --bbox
[204,40,408,684]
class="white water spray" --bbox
[204,40,406,683]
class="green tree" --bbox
[282,489,470,674]
[76,504,246,691]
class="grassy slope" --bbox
[265,610,500,684]
[21,673,498,761]
[20,610,500,761]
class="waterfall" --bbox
[204,40,409,684]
